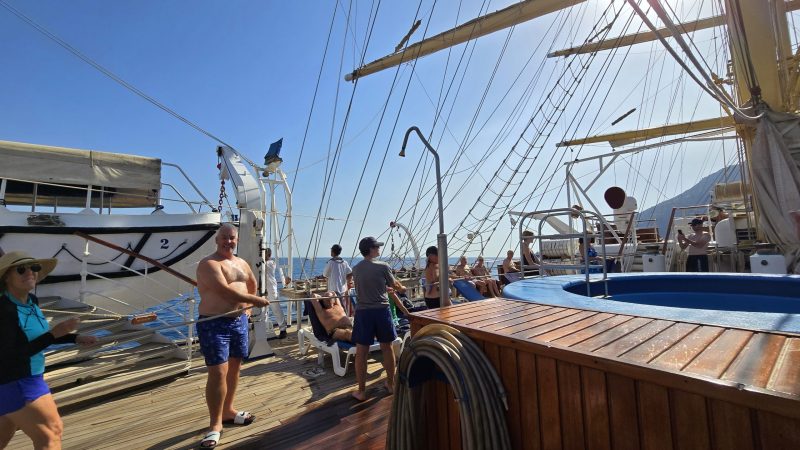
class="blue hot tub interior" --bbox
[502,273,800,333]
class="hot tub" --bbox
[502,273,800,333]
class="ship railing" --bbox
[76,247,195,329]
[73,231,198,362]
[516,207,609,298]
[161,161,213,208]
[0,174,213,213]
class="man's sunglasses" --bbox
[15,264,42,275]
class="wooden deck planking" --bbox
[636,382,672,450]
[551,314,633,347]
[708,399,755,450]
[606,373,640,450]
[498,346,522,450]
[533,311,615,342]
[721,332,786,388]
[410,297,800,450]
[650,325,725,371]
[457,303,548,328]
[500,308,579,335]
[523,310,600,340]
[536,356,561,450]
[767,337,800,396]
[683,328,753,378]
[34,297,796,450]
[6,333,394,450]
[581,367,610,450]
[490,306,566,332]
[670,390,711,450]
[556,361,584,450]
[569,316,654,352]
[517,351,540,450]
[620,322,699,363]
[591,319,674,358]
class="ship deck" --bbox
[6,330,392,450]
[9,296,800,449]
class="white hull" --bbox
[0,208,219,313]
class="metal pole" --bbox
[401,126,451,307]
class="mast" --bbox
[721,0,794,240]
[724,0,793,112]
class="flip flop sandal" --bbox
[301,367,326,378]
[222,410,255,426]
[199,430,221,449]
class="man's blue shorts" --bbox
[352,307,397,346]
[196,314,249,366]
[0,374,51,416]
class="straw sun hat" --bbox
[0,251,58,290]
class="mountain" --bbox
[638,166,742,234]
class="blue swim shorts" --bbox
[352,307,397,346]
[196,314,249,366]
[0,374,51,416]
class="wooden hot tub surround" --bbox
[407,298,800,450]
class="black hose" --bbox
[387,324,510,450]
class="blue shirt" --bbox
[5,291,49,375]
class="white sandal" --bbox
[199,430,221,449]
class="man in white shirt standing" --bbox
[265,248,287,339]
[323,244,353,315]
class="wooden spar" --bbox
[556,116,735,147]
[549,1,800,59]
[550,14,724,58]
[345,0,585,81]
[74,231,197,286]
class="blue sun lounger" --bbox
[453,279,487,301]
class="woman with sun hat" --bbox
[0,251,97,449]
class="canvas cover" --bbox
[0,140,161,208]
[748,110,800,272]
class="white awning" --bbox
[0,140,161,208]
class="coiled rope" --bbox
[387,324,510,450]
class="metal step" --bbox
[46,342,186,388]
[52,357,190,408]
[44,324,159,365]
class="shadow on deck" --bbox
[237,387,392,450]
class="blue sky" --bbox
[0,1,752,263]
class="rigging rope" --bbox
[430,2,622,259]
[0,0,246,158]
[337,0,429,249]
[629,0,763,120]
[300,0,380,275]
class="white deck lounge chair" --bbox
[298,299,401,376]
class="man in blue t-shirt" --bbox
[351,236,409,402]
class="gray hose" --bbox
[387,324,511,450]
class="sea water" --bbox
[146,256,498,341]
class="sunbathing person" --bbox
[502,250,523,283]
[521,230,541,269]
[471,256,501,297]
[310,291,354,343]
[453,255,490,297]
